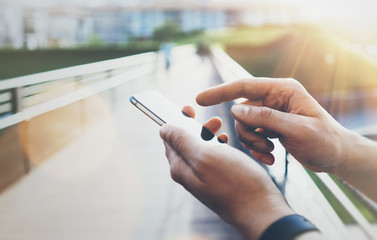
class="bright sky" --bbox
[2,0,377,16]
[0,0,139,7]
[1,0,377,30]
[0,0,368,8]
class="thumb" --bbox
[160,124,202,163]
[231,104,304,137]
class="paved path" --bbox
[0,46,241,240]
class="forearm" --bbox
[332,129,377,202]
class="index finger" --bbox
[196,78,279,106]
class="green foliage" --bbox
[214,25,289,47]
[0,44,159,80]
[152,21,185,42]
[0,25,206,80]
[85,33,105,47]
[124,40,160,50]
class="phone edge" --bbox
[129,96,166,126]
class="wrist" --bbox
[233,193,295,240]
[332,129,377,201]
[334,129,374,176]
[333,131,377,201]
[329,127,357,175]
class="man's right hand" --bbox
[197,77,377,202]
[196,78,350,173]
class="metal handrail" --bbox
[0,51,159,130]
[0,52,157,90]
[209,46,376,240]
[316,173,375,238]
[210,45,252,81]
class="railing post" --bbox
[11,87,22,114]
[74,76,85,132]
[106,69,113,79]
[154,51,160,72]
[74,75,82,89]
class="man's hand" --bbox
[160,124,293,240]
[196,78,350,173]
[197,77,377,202]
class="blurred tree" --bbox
[152,21,185,42]
[86,33,105,47]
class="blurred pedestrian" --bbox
[160,40,174,70]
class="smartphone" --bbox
[130,91,219,143]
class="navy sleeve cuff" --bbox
[260,214,319,240]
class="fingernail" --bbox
[231,105,246,117]
[201,126,215,141]
[181,110,190,118]
[253,142,271,152]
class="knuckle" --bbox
[284,78,299,85]
[170,163,181,183]
[163,126,174,141]
[259,106,273,120]
[285,78,305,91]
[239,79,250,95]
[173,135,187,155]
[239,78,249,86]
[237,133,246,143]
[194,159,207,174]
[194,150,212,173]
[296,121,316,139]
[237,131,250,144]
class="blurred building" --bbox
[0,1,298,48]
[0,5,93,49]
[46,8,92,48]
[91,7,228,44]
[92,9,166,43]
[0,5,24,48]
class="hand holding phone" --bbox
[130,91,223,144]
